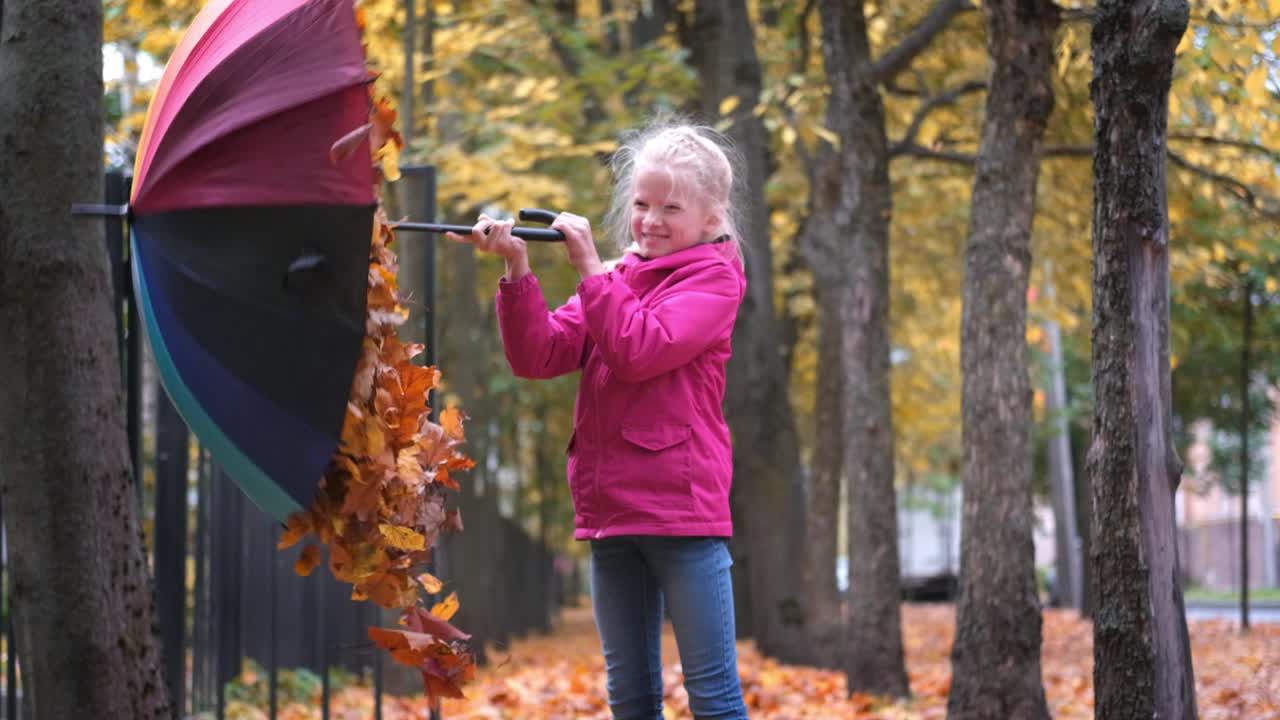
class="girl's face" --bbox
[630,165,720,258]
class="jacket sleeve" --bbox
[577,260,743,383]
[496,273,589,379]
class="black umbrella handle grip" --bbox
[518,208,560,225]
[511,227,565,242]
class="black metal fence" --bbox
[0,168,566,719]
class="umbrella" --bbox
[114,0,560,523]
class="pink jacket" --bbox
[496,242,746,540]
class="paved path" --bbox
[1186,602,1280,623]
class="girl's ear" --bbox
[703,210,722,237]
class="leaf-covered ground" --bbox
[238,603,1280,719]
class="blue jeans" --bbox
[590,536,749,720]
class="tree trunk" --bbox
[1261,396,1278,588]
[947,3,1057,718]
[1072,414,1095,618]
[687,0,808,663]
[402,0,416,148]
[420,0,434,112]
[811,0,908,697]
[1239,275,1252,631]
[1044,275,1082,610]
[0,1,173,717]
[1087,1,1198,717]
[801,298,844,668]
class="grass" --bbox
[1184,586,1280,603]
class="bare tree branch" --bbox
[895,142,1091,165]
[884,79,923,97]
[1170,133,1280,162]
[1045,144,1093,157]
[1063,7,1279,31]
[889,80,986,155]
[1169,150,1280,222]
[893,143,976,166]
[1061,7,1095,24]
[1191,13,1279,31]
[870,0,976,86]
[899,143,1280,221]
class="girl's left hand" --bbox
[552,212,606,279]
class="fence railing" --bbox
[0,168,566,720]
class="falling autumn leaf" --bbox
[417,572,444,594]
[379,523,427,551]
[431,592,460,622]
[377,140,402,182]
[440,405,466,441]
[329,122,372,165]
[277,513,311,550]
[369,626,438,667]
[443,508,464,532]
[294,545,321,577]
[403,605,471,642]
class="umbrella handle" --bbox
[392,208,567,242]
[518,208,560,225]
[391,221,564,242]
[511,226,564,242]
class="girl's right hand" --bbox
[445,214,527,262]
[446,214,531,280]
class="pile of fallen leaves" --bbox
[276,62,477,700]
[228,604,1280,719]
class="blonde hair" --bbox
[603,117,745,260]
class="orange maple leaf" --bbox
[277,513,311,549]
[369,626,437,667]
[339,472,382,522]
[402,605,470,642]
[295,545,321,577]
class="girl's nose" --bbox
[642,209,662,228]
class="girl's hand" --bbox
[445,214,525,260]
[446,214,530,280]
[551,212,606,279]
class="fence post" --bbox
[192,447,211,714]
[153,390,189,713]
[213,469,244,720]
[100,171,145,513]
[268,525,278,720]
[104,171,128,385]
[319,577,330,720]
[397,166,442,719]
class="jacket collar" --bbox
[617,237,737,272]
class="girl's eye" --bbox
[664,205,680,212]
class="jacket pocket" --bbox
[620,424,692,452]
[617,424,694,517]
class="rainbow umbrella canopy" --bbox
[130,0,376,523]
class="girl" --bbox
[447,121,750,720]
